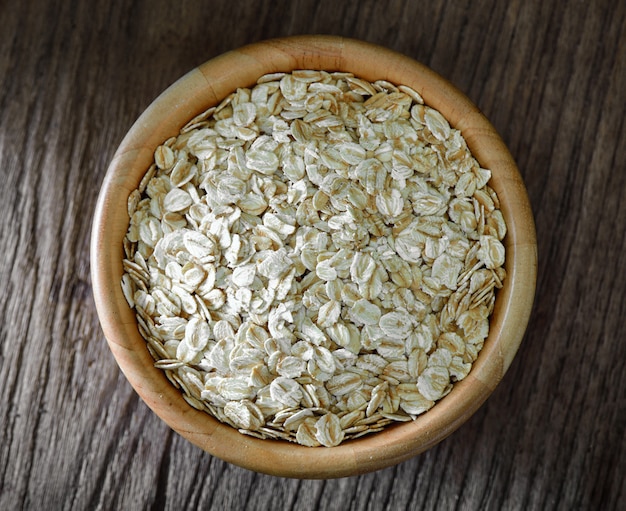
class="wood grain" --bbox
[0,0,624,508]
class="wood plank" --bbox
[0,0,624,509]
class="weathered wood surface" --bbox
[0,0,624,509]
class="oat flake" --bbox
[121,70,507,446]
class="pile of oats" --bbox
[121,70,507,447]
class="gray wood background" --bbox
[1,0,624,509]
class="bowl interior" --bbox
[90,35,537,478]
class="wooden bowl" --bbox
[90,35,537,478]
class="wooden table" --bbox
[1,1,624,509]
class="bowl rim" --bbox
[90,35,537,478]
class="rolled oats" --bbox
[121,70,507,446]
